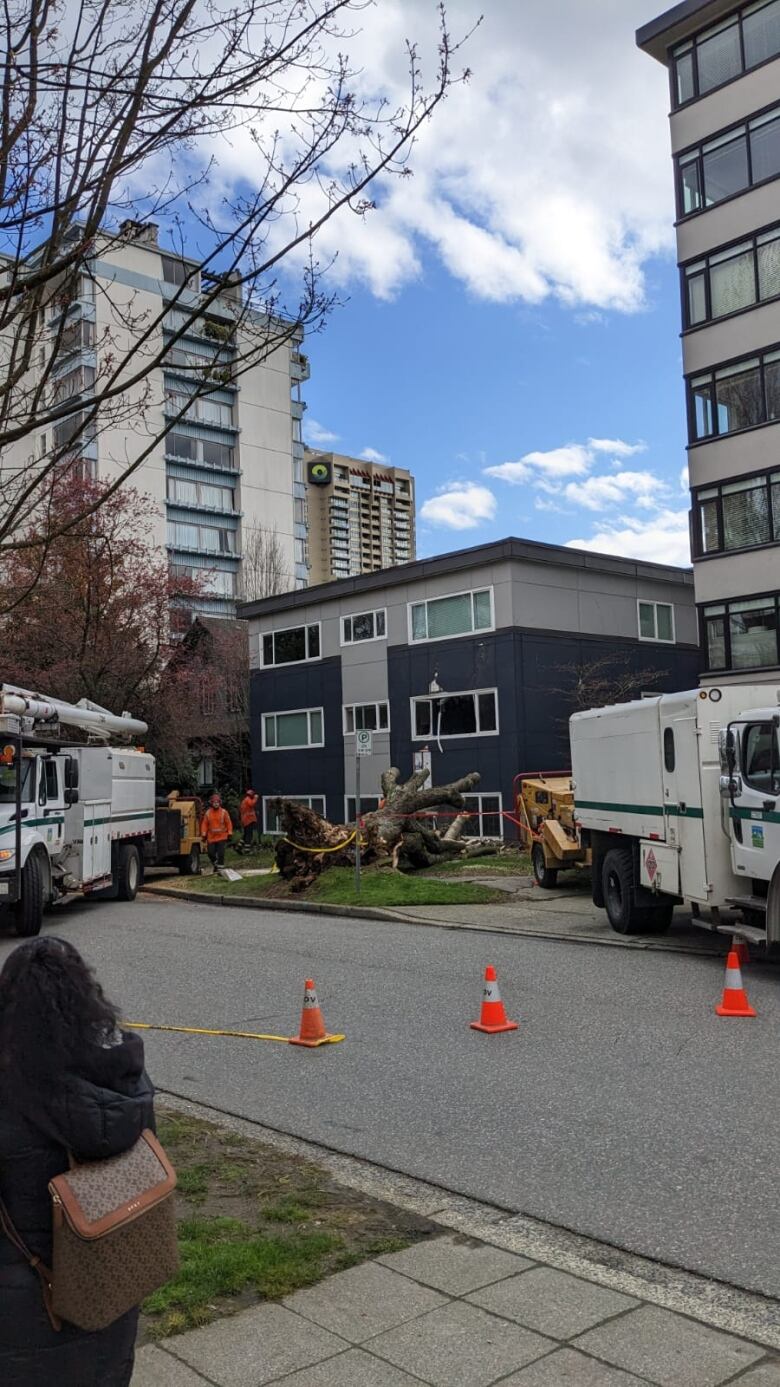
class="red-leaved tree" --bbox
[0,480,200,763]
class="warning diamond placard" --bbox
[645,847,658,882]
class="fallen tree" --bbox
[272,766,501,890]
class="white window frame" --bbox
[462,792,504,840]
[262,795,326,834]
[637,600,676,644]
[341,608,387,646]
[410,687,500,741]
[344,794,382,822]
[342,702,390,735]
[407,586,494,644]
[260,621,322,669]
[261,707,324,751]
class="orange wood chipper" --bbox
[514,771,591,888]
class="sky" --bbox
[286,0,692,567]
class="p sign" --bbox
[356,729,373,757]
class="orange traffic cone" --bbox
[732,936,750,968]
[715,951,756,1018]
[470,965,518,1034]
[289,979,345,1047]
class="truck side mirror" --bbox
[64,787,79,806]
[64,756,79,790]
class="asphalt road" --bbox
[3,894,779,1299]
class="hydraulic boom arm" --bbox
[0,685,148,741]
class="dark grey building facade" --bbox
[241,538,701,836]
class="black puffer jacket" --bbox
[0,1030,155,1387]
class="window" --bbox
[200,680,216,716]
[161,255,187,286]
[165,385,234,430]
[166,432,236,471]
[688,346,780,441]
[345,795,381,821]
[166,520,236,553]
[676,104,780,217]
[341,609,386,644]
[343,703,389,734]
[671,2,780,108]
[195,756,214,788]
[411,688,498,739]
[50,365,95,404]
[664,728,676,774]
[262,708,324,750]
[695,472,780,555]
[166,476,235,511]
[462,794,503,839]
[703,593,780,670]
[261,624,320,667]
[743,722,780,794]
[57,317,95,357]
[682,227,780,328]
[409,588,493,642]
[53,411,95,451]
[263,795,326,834]
[40,760,59,803]
[638,601,675,643]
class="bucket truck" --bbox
[0,685,155,936]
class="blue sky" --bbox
[268,0,694,567]
[302,245,689,563]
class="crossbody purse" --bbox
[0,1129,179,1332]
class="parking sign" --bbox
[356,729,373,756]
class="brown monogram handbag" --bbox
[0,1129,179,1332]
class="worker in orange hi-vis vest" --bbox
[200,793,233,870]
[238,788,259,852]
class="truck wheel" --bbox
[15,853,44,937]
[643,902,674,934]
[179,844,201,876]
[532,842,558,889]
[116,845,141,901]
[602,848,641,934]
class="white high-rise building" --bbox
[5,220,309,614]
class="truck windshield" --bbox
[0,760,34,803]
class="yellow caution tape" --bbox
[282,829,357,854]
[124,1021,345,1046]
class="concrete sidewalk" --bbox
[132,1233,780,1387]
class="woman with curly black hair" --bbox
[0,936,155,1387]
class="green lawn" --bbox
[423,852,531,877]
[143,1110,434,1340]
[153,862,504,907]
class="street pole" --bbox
[354,753,361,895]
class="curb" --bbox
[141,882,423,927]
[139,883,726,956]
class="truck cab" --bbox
[720,710,780,914]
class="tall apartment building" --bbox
[638,0,780,682]
[304,449,415,583]
[8,221,308,616]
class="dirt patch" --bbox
[140,1108,439,1341]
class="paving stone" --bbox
[377,1235,533,1295]
[282,1261,445,1343]
[467,1266,638,1339]
[368,1300,555,1387]
[268,1346,426,1385]
[131,1345,213,1386]
[495,1346,652,1385]
[573,1305,765,1387]
[166,1303,347,1387]
[729,1365,780,1387]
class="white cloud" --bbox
[564,470,664,512]
[486,444,592,484]
[420,482,497,530]
[209,1,673,311]
[305,419,339,447]
[360,447,389,463]
[567,509,691,566]
[588,438,648,458]
[679,463,690,491]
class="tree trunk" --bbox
[272,766,500,886]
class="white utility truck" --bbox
[571,685,780,953]
[0,684,154,937]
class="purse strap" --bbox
[0,1193,61,1331]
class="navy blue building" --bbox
[241,538,701,835]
